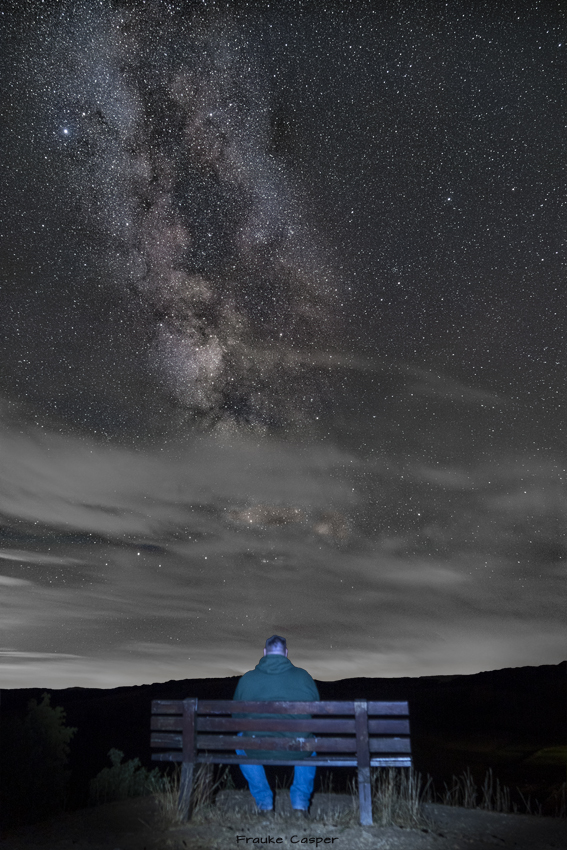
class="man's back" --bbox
[233,653,320,759]
[234,653,320,702]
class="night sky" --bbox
[0,0,565,688]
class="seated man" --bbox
[233,635,320,815]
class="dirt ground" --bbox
[0,789,564,850]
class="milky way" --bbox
[31,0,340,426]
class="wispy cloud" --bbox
[0,575,31,586]
[402,365,507,406]
[0,650,81,658]
[0,549,79,564]
[0,420,357,540]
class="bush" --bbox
[88,748,169,805]
[0,693,77,827]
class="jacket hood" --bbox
[254,654,294,674]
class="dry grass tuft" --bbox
[371,768,434,829]
[146,762,232,829]
[545,782,567,819]
[427,768,566,819]
[148,765,432,830]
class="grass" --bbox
[145,763,233,829]
[371,767,434,829]
[423,767,567,819]
[112,761,567,832]
[145,763,433,830]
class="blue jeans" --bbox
[236,733,316,811]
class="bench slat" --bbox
[369,719,410,735]
[198,718,356,733]
[199,734,351,752]
[152,700,186,714]
[151,715,410,734]
[152,716,356,733]
[152,731,182,747]
[202,700,354,714]
[151,732,410,753]
[151,753,412,767]
[151,699,409,715]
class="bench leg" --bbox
[201,763,214,807]
[178,761,194,822]
[357,766,373,826]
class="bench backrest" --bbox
[151,699,412,767]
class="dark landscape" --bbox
[1,660,565,834]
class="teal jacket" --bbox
[233,654,320,760]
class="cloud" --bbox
[402,365,507,406]
[0,575,31,586]
[0,549,79,565]
[0,621,565,689]
[414,466,475,490]
[1,394,565,687]
[0,409,357,540]
[379,562,470,586]
[0,650,81,658]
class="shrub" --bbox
[88,748,169,805]
[0,693,77,827]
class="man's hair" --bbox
[265,634,287,654]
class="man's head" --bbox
[263,634,288,657]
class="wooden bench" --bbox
[151,698,412,826]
